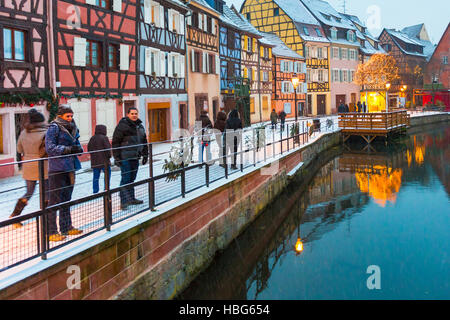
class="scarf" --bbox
[54,117,78,138]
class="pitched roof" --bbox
[401,24,424,39]
[384,29,428,58]
[190,0,221,16]
[428,22,450,63]
[273,0,320,26]
[228,5,261,36]
[301,0,356,30]
[259,32,305,59]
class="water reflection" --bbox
[178,124,450,300]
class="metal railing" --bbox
[0,118,338,272]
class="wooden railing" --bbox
[338,111,410,133]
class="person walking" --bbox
[225,109,243,170]
[279,110,286,132]
[9,109,49,229]
[362,101,367,113]
[214,106,227,167]
[112,107,148,210]
[337,103,344,113]
[197,107,213,164]
[357,101,362,113]
[270,109,278,130]
[344,104,350,113]
[45,105,84,241]
[87,125,112,194]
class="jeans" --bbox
[47,172,75,234]
[92,166,111,194]
[215,134,225,164]
[226,137,239,166]
[119,159,139,205]
[198,142,211,164]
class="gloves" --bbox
[63,145,83,155]
[142,156,148,166]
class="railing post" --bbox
[280,125,283,155]
[272,126,275,158]
[224,131,228,179]
[287,124,290,152]
[264,126,267,162]
[148,143,155,210]
[205,161,209,187]
[38,159,47,260]
[240,130,243,172]
[103,161,112,231]
[181,161,186,197]
[253,128,256,166]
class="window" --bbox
[315,28,322,37]
[274,8,279,16]
[342,69,348,82]
[282,81,293,93]
[263,70,269,82]
[305,46,310,58]
[86,40,101,67]
[331,27,337,40]
[318,69,324,82]
[307,69,311,82]
[294,62,303,73]
[317,47,323,59]
[227,30,234,49]
[349,49,356,61]
[95,0,110,9]
[321,13,331,21]
[341,48,347,60]
[347,30,355,42]
[442,56,448,65]
[383,44,392,52]
[246,13,251,20]
[332,69,340,82]
[3,28,26,61]
[303,27,309,36]
[284,103,291,114]
[350,70,355,82]
[247,37,252,52]
[108,44,119,69]
[332,47,339,59]
[208,53,215,74]
[207,17,212,34]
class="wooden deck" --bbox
[339,111,410,144]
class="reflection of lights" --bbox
[295,238,304,254]
[406,150,412,167]
[355,166,403,208]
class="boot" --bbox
[9,198,28,229]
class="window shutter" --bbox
[347,48,350,60]
[179,13,185,35]
[159,5,165,29]
[180,55,185,78]
[330,47,333,59]
[86,0,96,5]
[253,38,257,52]
[339,70,343,82]
[243,67,248,79]
[243,35,247,51]
[191,49,195,72]
[168,9,173,31]
[324,47,328,58]
[145,48,151,75]
[112,0,122,13]
[289,61,294,72]
[202,52,207,73]
[348,70,351,82]
[252,68,255,81]
[73,37,86,66]
[71,101,90,142]
[324,70,328,82]
[212,18,216,35]
[339,48,342,59]
[215,54,220,75]
[144,0,151,24]
[302,62,307,74]
[198,13,203,30]
[203,14,208,32]
[187,15,192,26]
[303,82,307,94]
[120,44,129,70]
[268,48,272,59]
[167,53,173,77]
[158,51,164,76]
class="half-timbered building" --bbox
[185,0,220,128]
[300,0,359,113]
[240,0,331,116]
[53,0,138,146]
[341,13,385,64]
[139,0,188,142]
[262,32,307,119]
[379,27,429,107]
[0,0,50,175]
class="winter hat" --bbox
[57,104,74,116]
[28,108,45,124]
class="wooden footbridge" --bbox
[339,111,410,145]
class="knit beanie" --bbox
[28,108,45,124]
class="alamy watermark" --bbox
[366,265,381,290]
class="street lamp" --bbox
[385,83,391,112]
[291,74,300,121]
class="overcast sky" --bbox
[226,0,449,44]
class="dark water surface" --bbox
[178,124,450,300]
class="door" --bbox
[148,107,168,143]
[317,94,326,115]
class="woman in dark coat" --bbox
[225,109,243,170]
[197,108,213,164]
[9,109,49,228]
[45,105,83,241]
[88,125,112,193]
[214,107,227,167]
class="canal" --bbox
[177,123,450,300]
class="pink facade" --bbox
[329,45,361,112]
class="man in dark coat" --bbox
[225,109,243,170]
[357,101,362,113]
[344,104,350,113]
[214,107,227,167]
[88,125,112,194]
[45,105,84,241]
[270,109,278,130]
[337,103,345,113]
[362,101,367,113]
[112,107,148,210]
[197,107,213,164]
[279,110,287,132]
